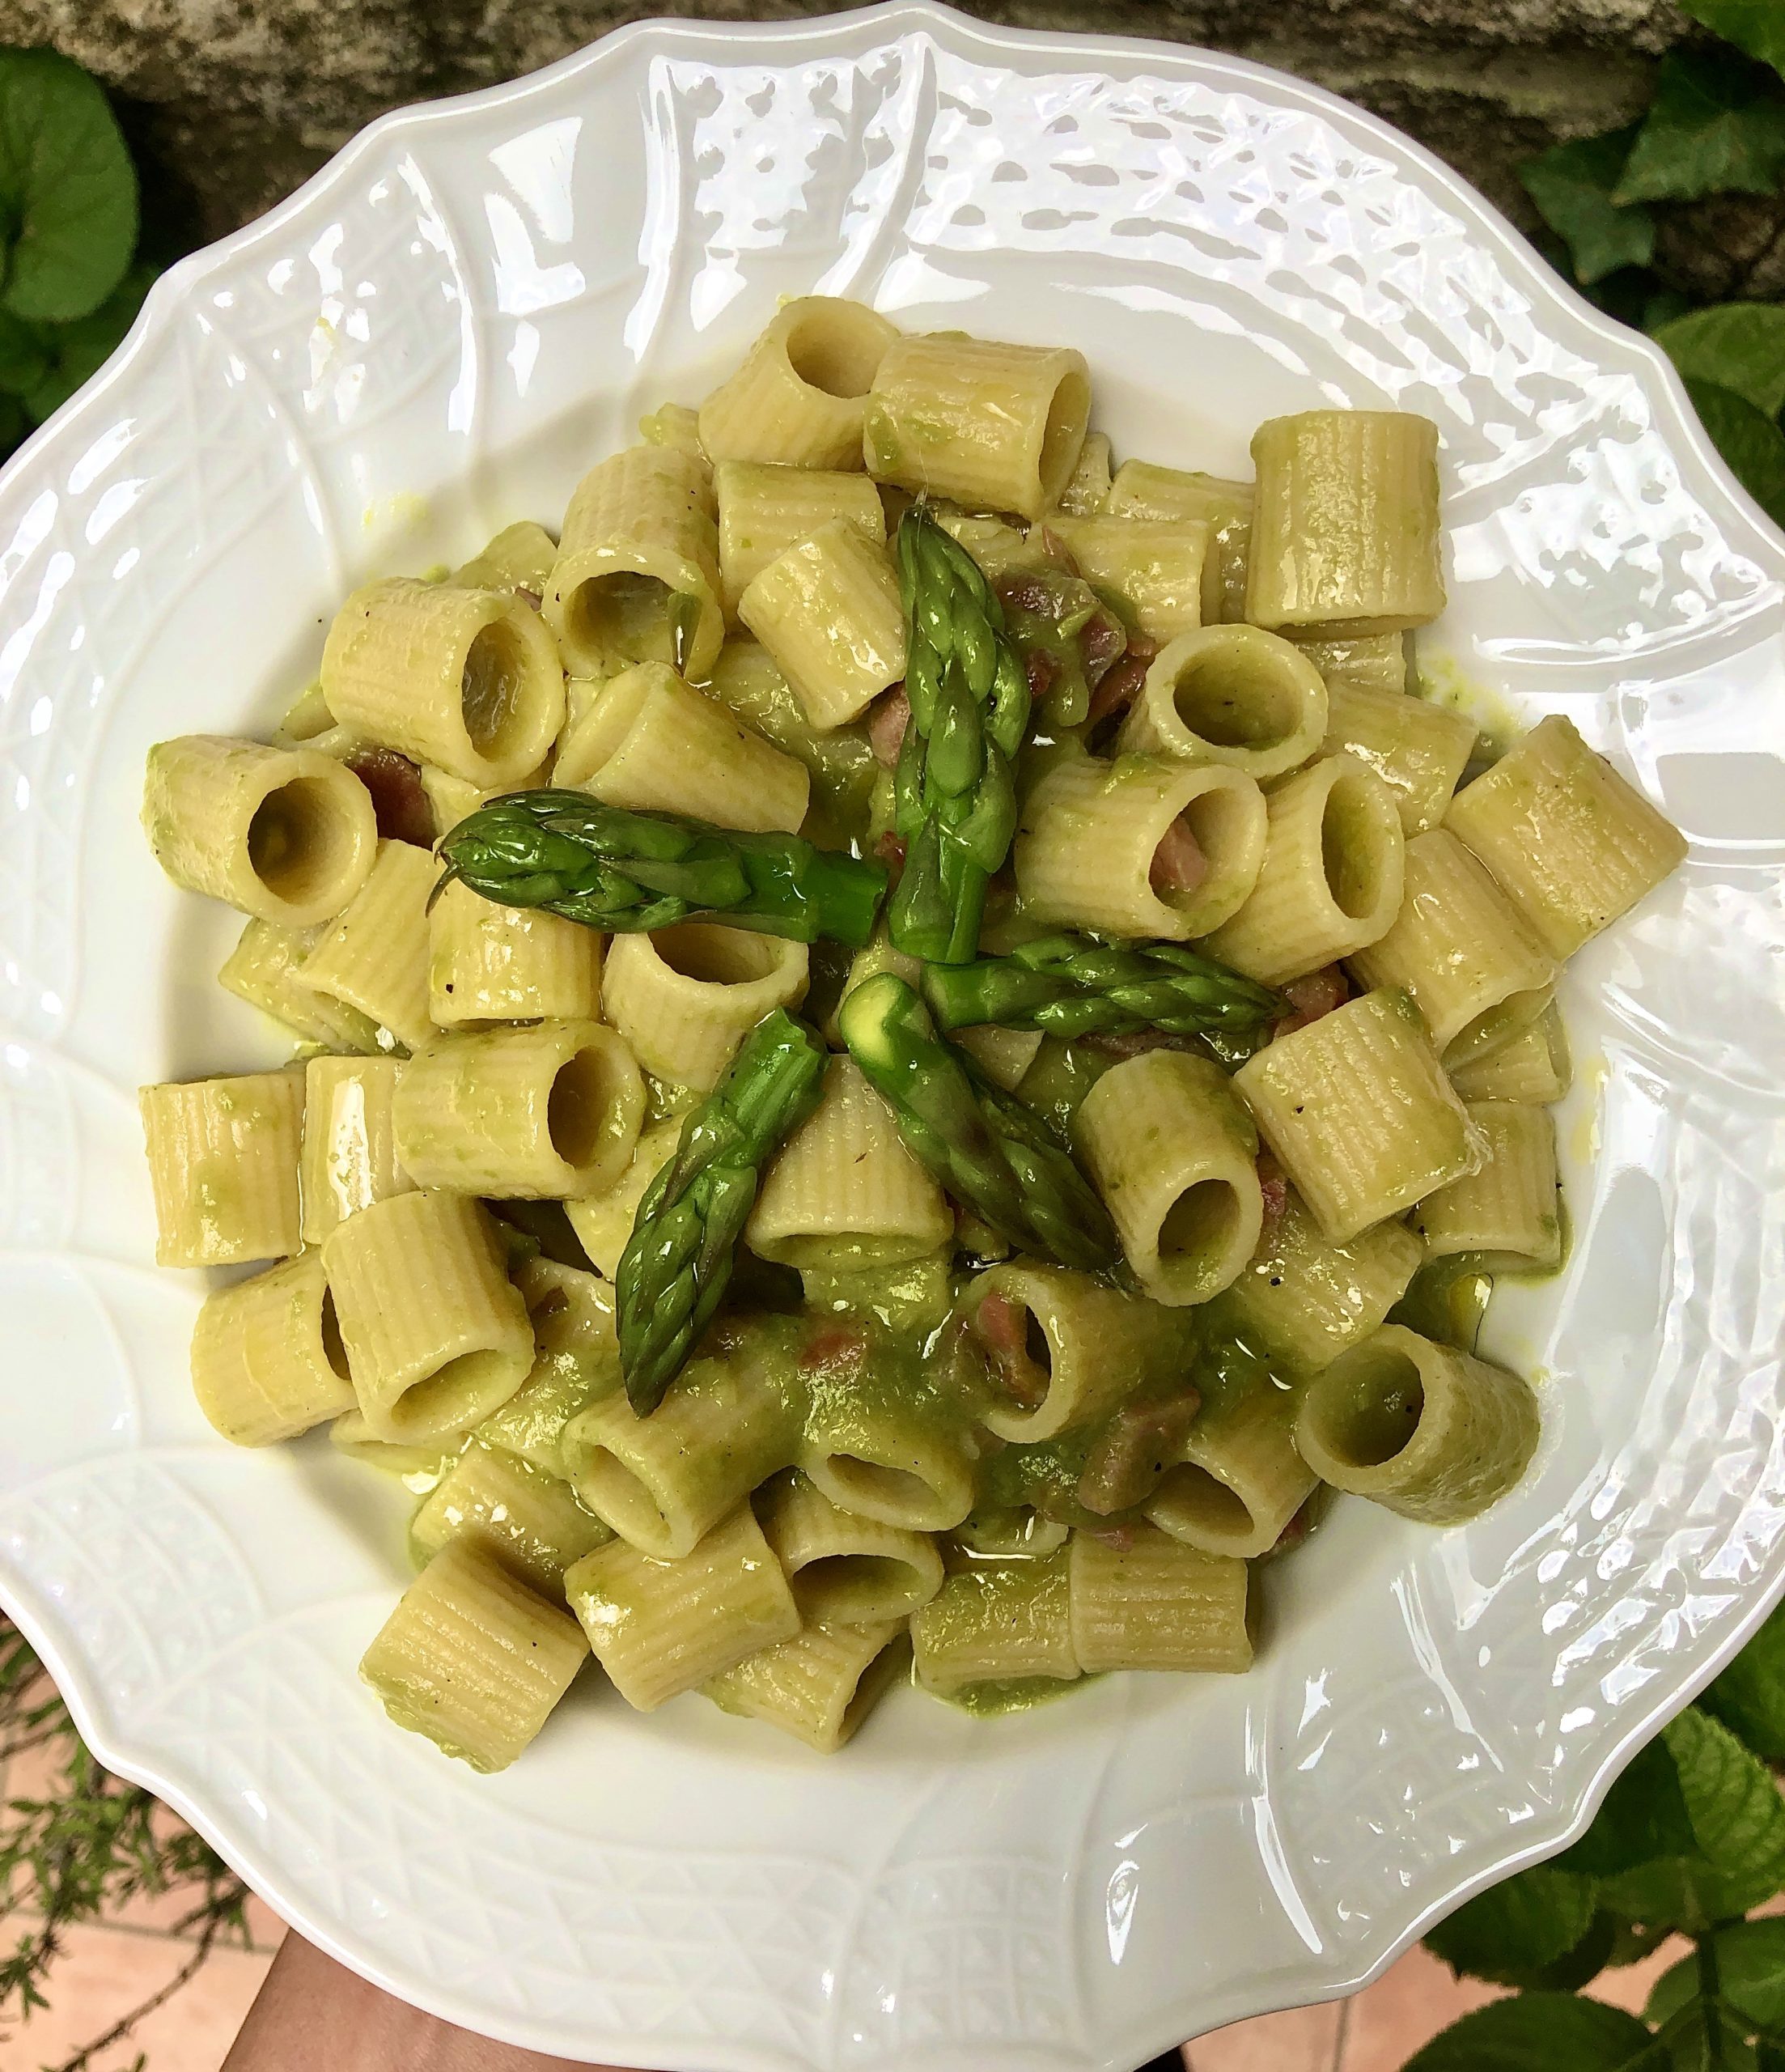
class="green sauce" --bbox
[931,1673,1092,1718]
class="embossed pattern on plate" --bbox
[1,6,1783,2068]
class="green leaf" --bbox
[1702,1598,1785,1760]
[0,387,23,460]
[1715,1918,1785,2035]
[1426,1866,1601,1988]
[1616,51,1785,204]
[1401,1992,1666,2070]
[1682,379,1785,529]
[1661,1708,1785,1919]
[1652,304,1785,418]
[1660,2002,1762,2072]
[0,47,137,323]
[1558,1737,1699,1882]
[1678,0,1785,79]
[1520,127,1657,285]
[22,260,151,425]
[0,305,49,394]
[1646,1951,1703,2030]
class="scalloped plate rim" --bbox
[2,4,1783,2066]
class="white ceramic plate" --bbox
[3,5,1784,2066]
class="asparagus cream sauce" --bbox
[136,294,1687,1770]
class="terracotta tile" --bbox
[1338,1944,1504,2067]
[0,1918,270,2071]
[1187,1999,1344,2070]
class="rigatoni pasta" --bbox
[140,1068,304,1267]
[142,737,376,927]
[140,295,1689,1772]
[554,662,809,834]
[321,580,564,788]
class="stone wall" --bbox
[2,0,1686,253]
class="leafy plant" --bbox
[1,1614,251,2072]
[0,46,152,465]
[1520,3,1785,525]
[1406,1594,1785,2067]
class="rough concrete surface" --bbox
[0,0,1694,254]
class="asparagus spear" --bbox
[434,789,886,947]
[615,1009,827,1413]
[924,932,1282,1042]
[838,971,1117,1273]
[888,507,1031,964]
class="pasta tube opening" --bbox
[1321,765,1397,923]
[461,618,546,765]
[547,1039,638,1176]
[143,738,377,928]
[1122,626,1328,779]
[658,923,782,985]
[794,1552,934,1624]
[784,303,891,397]
[247,774,366,913]
[1147,1463,1254,1543]
[1295,1324,1540,1524]
[561,571,673,670]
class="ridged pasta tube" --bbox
[1145,1377,1314,1559]
[360,1540,587,1771]
[323,1191,534,1441]
[1075,1050,1264,1306]
[738,522,907,729]
[863,331,1091,520]
[427,878,602,1026]
[559,1334,801,1556]
[600,924,808,1092]
[450,520,557,597]
[757,1471,943,1624]
[704,1620,906,1753]
[1044,516,1209,643]
[1450,1002,1571,1104]
[699,296,901,470]
[1233,988,1484,1245]
[745,1055,951,1268]
[1295,1323,1540,1524]
[410,1441,613,1593]
[140,1069,304,1267]
[393,1021,644,1199]
[1319,681,1477,835]
[1411,1102,1562,1267]
[1014,754,1267,941]
[564,1119,681,1278]
[1292,631,1408,698]
[912,1551,1079,1693]
[1068,1524,1252,1672]
[1200,754,1405,984]
[554,661,808,834]
[321,579,564,788]
[299,1055,411,1245]
[142,737,376,927]
[963,1259,1189,1441]
[1444,715,1688,959]
[295,839,439,1054]
[563,1501,800,1712]
[544,444,723,680]
[1117,625,1328,779]
[1216,1191,1423,1376]
[801,1381,976,1533]
[1348,828,1557,1064]
[1107,461,1253,623]
[189,1247,357,1445]
[218,918,382,1052]
[715,461,886,615]
[1246,411,1446,636]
